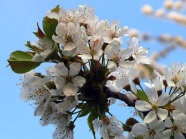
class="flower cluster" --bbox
[8,5,186,139]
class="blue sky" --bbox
[0,0,186,139]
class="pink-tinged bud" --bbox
[133,77,140,85]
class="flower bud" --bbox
[124,84,131,92]
[163,80,168,88]
[108,76,116,81]
[133,77,140,85]
[126,118,139,127]
[157,90,162,96]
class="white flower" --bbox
[55,96,79,113]
[120,37,151,67]
[20,70,52,103]
[56,7,82,24]
[52,22,81,52]
[132,119,165,139]
[164,62,185,89]
[40,104,71,127]
[54,62,86,96]
[96,20,128,43]
[93,116,124,139]
[34,92,51,116]
[77,36,104,60]
[106,67,129,92]
[53,125,74,139]
[135,87,170,123]
[162,113,186,139]
[31,38,53,62]
[105,38,132,70]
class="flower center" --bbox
[65,34,73,43]
[102,117,110,125]
[152,104,158,110]
[65,75,73,82]
[171,125,179,132]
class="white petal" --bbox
[34,92,51,116]
[162,129,172,139]
[165,118,173,128]
[157,93,170,106]
[72,76,86,87]
[67,22,77,34]
[116,76,129,89]
[154,120,165,132]
[94,50,103,61]
[132,123,148,136]
[145,88,158,104]
[135,100,152,111]
[55,62,68,76]
[100,125,109,139]
[114,135,127,139]
[92,119,103,132]
[63,83,78,96]
[144,110,157,123]
[54,76,65,90]
[149,118,165,132]
[107,61,117,72]
[137,56,151,64]
[69,62,81,76]
[174,132,185,139]
[157,108,168,120]
[64,42,76,51]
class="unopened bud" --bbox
[133,77,140,85]
[124,84,131,92]
[126,118,139,127]
[163,80,168,88]
[157,90,162,96]
[108,76,116,81]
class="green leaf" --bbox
[51,5,60,13]
[87,111,98,139]
[137,89,148,101]
[25,41,42,53]
[79,105,92,117]
[43,17,58,39]
[8,51,41,74]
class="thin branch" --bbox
[104,87,135,107]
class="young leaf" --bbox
[43,17,58,39]
[8,51,41,74]
[25,41,43,53]
[79,105,92,117]
[87,111,98,139]
[137,89,148,101]
[51,5,60,13]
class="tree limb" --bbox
[104,87,135,107]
